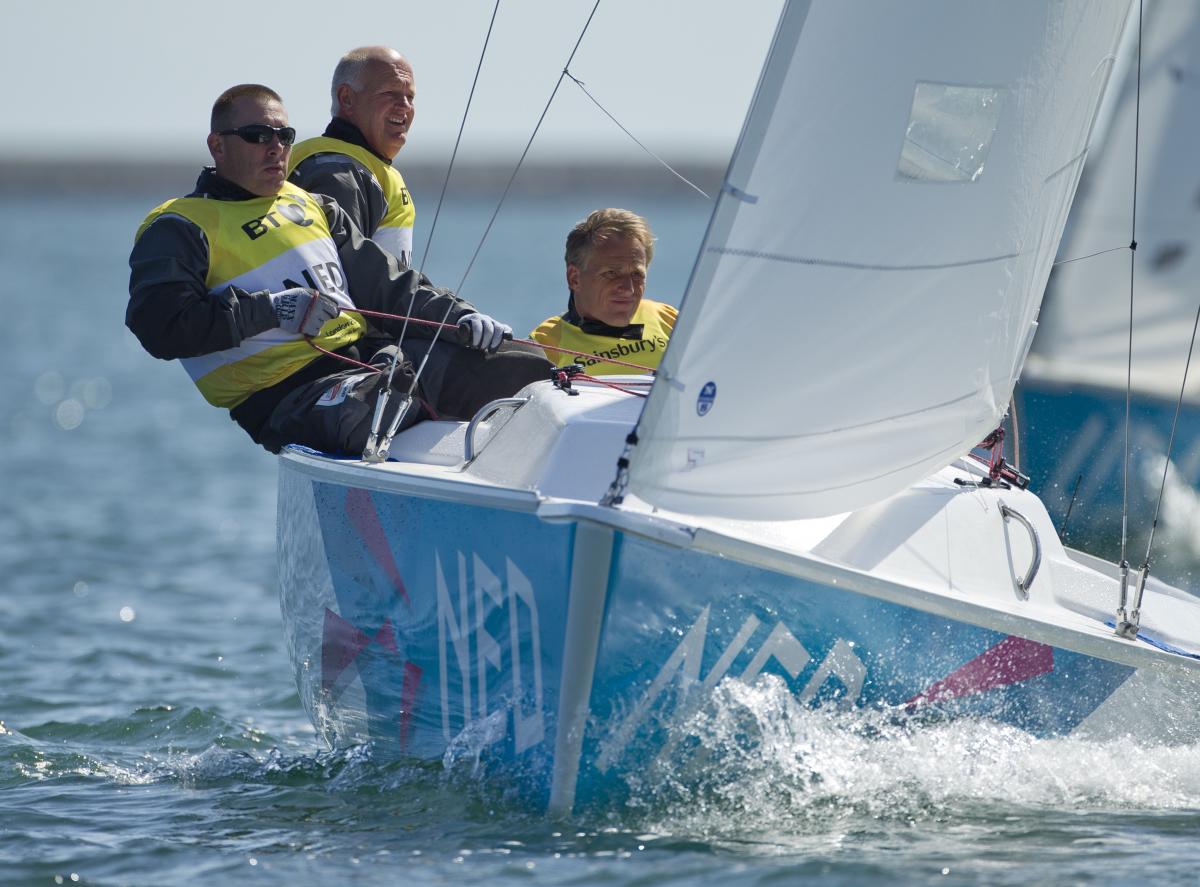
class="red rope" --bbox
[305,338,385,374]
[304,309,656,400]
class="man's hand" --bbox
[457,312,512,352]
[271,288,340,337]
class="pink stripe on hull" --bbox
[345,487,410,604]
[399,662,423,751]
[321,608,371,697]
[321,608,399,700]
[906,635,1054,707]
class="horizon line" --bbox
[0,157,728,197]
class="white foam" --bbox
[622,675,1200,833]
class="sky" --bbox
[6,1,784,166]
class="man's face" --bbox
[568,235,648,328]
[207,96,290,197]
[338,58,416,160]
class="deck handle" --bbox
[464,397,530,461]
[999,502,1041,596]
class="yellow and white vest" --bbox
[288,137,415,264]
[135,185,367,408]
[530,299,677,375]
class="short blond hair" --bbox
[565,208,655,269]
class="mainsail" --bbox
[627,0,1132,519]
[1027,0,1200,401]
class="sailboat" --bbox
[277,1,1200,814]
[1020,0,1200,562]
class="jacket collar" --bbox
[324,117,393,164]
[563,294,644,340]
[191,168,270,201]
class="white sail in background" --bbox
[627,0,1131,520]
[1027,0,1200,401]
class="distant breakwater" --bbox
[0,158,725,198]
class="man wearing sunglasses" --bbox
[127,83,550,456]
[288,46,417,266]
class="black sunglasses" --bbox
[217,124,297,146]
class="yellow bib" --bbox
[289,136,415,263]
[136,185,367,408]
[530,299,676,375]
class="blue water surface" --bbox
[4,188,1200,886]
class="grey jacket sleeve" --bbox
[290,154,386,241]
[126,215,279,360]
[318,195,476,340]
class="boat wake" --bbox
[9,684,1200,831]
[616,675,1200,834]
[10,686,1200,879]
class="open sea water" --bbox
[5,185,1200,886]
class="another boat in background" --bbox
[1020,0,1200,566]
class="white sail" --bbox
[1027,0,1200,401]
[627,0,1131,520]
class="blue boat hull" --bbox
[278,464,1149,811]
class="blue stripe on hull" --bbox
[289,478,1135,809]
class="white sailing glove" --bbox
[457,312,512,352]
[271,288,340,337]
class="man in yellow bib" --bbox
[530,208,676,375]
[288,46,417,265]
[127,84,549,456]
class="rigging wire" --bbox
[1115,293,1200,640]
[414,0,502,302]
[410,0,604,370]
[452,1,603,300]
[1119,2,1143,569]
[1059,473,1083,539]
[1116,0,1144,632]
[1052,244,1130,267]
[1142,297,1200,567]
[362,0,605,460]
[562,70,711,200]
[362,0,503,460]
